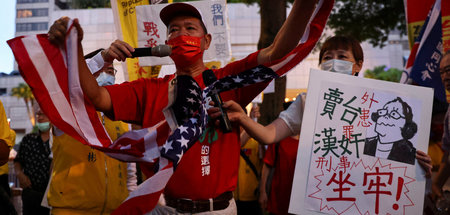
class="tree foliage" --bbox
[364,65,403,82]
[11,83,36,126]
[327,0,405,48]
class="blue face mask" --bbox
[36,122,50,132]
[320,59,354,75]
[96,72,115,86]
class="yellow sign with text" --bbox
[113,0,162,81]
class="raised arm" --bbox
[257,0,319,65]
[48,17,124,113]
[259,163,271,210]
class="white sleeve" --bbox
[85,51,105,74]
[278,94,305,135]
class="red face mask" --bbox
[167,35,204,68]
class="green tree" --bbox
[11,83,36,126]
[364,65,403,82]
[327,0,405,48]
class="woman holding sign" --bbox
[209,35,432,214]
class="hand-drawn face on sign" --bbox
[363,97,418,165]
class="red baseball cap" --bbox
[160,2,207,33]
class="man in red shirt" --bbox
[48,0,318,213]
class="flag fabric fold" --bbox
[8,0,333,213]
[266,0,334,76]
[8,25,278,214]
[401,0,446,102]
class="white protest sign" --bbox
[289,69,433,215]
[136,0,231,66]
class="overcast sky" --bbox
[0,1,16,74]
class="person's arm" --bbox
[259,163,271,210]
[48,18,134,113]
[209,100,293,144]
[14,162,31,189]
[240,130,251,147]
[257,0,319,65]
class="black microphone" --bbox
[129,45,172,58]
[202,70,232,133]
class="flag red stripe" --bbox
[7,37,86,144]
[36,34,71,103]
[267,0,333,76]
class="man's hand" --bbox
[48,17,84,46]
[17,172,32,189]
[102,40,135,64]
[258,190,268,211]
[416,150,432,178]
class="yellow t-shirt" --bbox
[0,100,12,147]
[48,115,130,215]
[0,101,14,175]
[234,138,262,201]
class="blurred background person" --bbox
[14,104,51,215]
[258,101,300,215]
[432,50,450,203]
[0,100,17,214]
[234,104,263,215]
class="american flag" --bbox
[8,25,278,214]
[8,0,333,213]
[161,65,278,166]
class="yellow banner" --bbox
[443,15,450,52]
[407,21,425,49]
[112,0,161,81]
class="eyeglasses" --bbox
[440,65,450,76]
[376,109,405,120]
[103,67,117,76]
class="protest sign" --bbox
[112,0,164,81]
[290,69,433,215]
[136,0,231,66]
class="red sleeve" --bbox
[263,143,276,167]
[104,79,147,124]
[215,50,270,107]
[216,50,260,77]
[104,76,170,125]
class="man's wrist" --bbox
[101,49,113,65]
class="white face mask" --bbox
[320,59,354,75]
[96,72,115,86]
